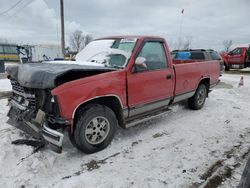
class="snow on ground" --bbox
[0,74,250,188]
[0,79,11,92]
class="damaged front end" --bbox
[6,63,116,152]
[7,79,69,153]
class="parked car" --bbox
[220,46,250,71]
[6,36,220,154]
[171,49,224,74]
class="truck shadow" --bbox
[215,81,233,89]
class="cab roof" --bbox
[96,35,165,41]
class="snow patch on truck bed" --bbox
[0,74,250,187]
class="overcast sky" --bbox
[0,0,249,50]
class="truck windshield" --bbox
[75,38,137,68]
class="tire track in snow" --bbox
[189,129,250,188]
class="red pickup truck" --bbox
[6,36,220,153]
[220,46,250,71]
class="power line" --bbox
[1,0,34,22]
[0,0,23,16]
[8,0,34,18]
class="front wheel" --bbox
[188,84,207,110]
[73,104,117,154]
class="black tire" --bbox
[239,157,250,188]
[68,131,77,147]
[188,84,207,110]
[244,62,247,68]
[69,104,92,148]
[73,104,117,154]
[244,60,250,68]
[225,63,230,71]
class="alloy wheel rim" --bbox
[197,88,206,106]
[85,116,110,145]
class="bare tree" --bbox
[173,37,183,50]
[85,34,93,46]
[222,40,233,52]
[183,36,193,50]
[70,30,93,52]
[172,36,192,50]
[70,30,85,52]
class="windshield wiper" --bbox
[105,64,124,69]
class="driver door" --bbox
[127,41,174,117]
[228,48,243,64]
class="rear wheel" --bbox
[188,84,207,110]
[73,104,117,154]
[244,60,250,68]
[224,63,230,71]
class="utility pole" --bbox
[60,0,65,56]
[178,8,184,50]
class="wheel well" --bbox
[199,78,210,96]
[73,96,125,131]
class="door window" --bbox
[190,52,205,60]
[136,42,167,71]
[230,48,242,55]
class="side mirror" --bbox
[135,57,147,69]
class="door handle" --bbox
[166,74,172,80]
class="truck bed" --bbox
[173,59,201,64]
[173,61,220,97]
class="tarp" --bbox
[6,62,115,89]
[176,52,191,60]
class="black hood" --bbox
[6,63,115,89]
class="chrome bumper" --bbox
[42,122,64,149]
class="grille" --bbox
[10,79,37,109]
[10,80,25,94]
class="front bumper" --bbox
[42,123,64,149]
[7,100,65,153]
